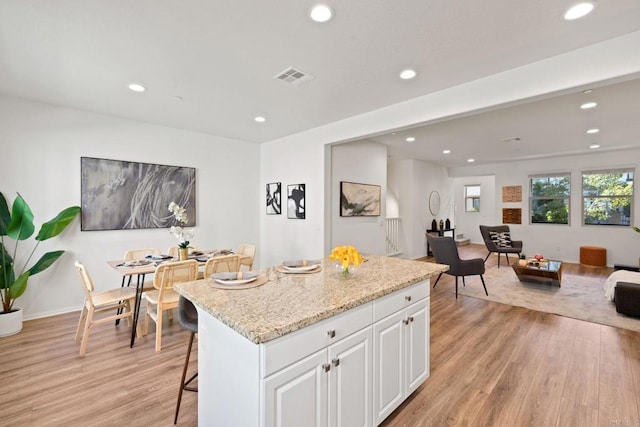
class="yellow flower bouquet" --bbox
[329,245,364,278]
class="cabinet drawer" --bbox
[260,302,373,377]
[373,280,428,322]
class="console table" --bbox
[426,228,455,256]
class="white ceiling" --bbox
[2,1,640,166]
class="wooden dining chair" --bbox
[74,261,137,356]
[237,244,256,270]
[143,260,198,351]
[203,254,241,278]
[123,248,161,291]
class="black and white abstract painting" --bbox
[266,182,282,215]
[80,157,196,231]
[287,184,305,219]
[340,181,381,217]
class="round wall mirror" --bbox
[429,191,440,216]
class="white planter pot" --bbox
[0,307,23,337]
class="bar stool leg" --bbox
[174,331,198,424]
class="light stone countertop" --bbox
[174,255,448,344]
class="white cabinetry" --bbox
[263,327,373,427]
[373,285,430,425]
[196,279,429,427]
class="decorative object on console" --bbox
[439,219,444,230]
[80,157,195,231]
[329,245,363,278]
[445,218,451,229]
[0,192,80,336]
[339,181,380,217]
[431,219,437,231]
[266,182,281,215]
[287,184,306,219]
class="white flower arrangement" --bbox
[168,202,194,249]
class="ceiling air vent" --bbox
[273,67,315,87]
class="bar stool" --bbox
[174,296,198,424]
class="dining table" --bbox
[108,250,250,347]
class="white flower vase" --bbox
[179,248,189,261]
[0,307,23,337]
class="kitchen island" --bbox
[175,255,448,427]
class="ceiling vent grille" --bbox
[273,67,315,87]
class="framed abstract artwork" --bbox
[80,157,196,231]
[266,182,282,215]
[340,181,381,217]
[287,184,305,219]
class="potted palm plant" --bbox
[0,192,80,336]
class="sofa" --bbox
[610,264,640,317]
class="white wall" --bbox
[331,140,386,255]
[451,175,496,244]
[260,31,640,267]
[388,159,450,259]
[448,148,640,265]
[0,95,260,320]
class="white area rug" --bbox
[455,264,640,332]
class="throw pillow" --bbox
[489,231,512,248]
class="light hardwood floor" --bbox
[1,245,638,426]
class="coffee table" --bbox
[511,260,563,287]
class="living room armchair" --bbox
[427,234,487,298]
[479,225,523,268]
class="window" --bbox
[529,174,570,224]
[582,169,634,226]
[464,185,480,212]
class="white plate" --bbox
[283,264,320,272]
[214,276,258,285]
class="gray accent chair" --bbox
[427,234,487,298]
[479,225,523,268]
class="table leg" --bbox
[130,273,145,348]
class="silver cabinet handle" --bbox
[322,363,331,372]
[405,295,412,302]
[409,316,414,323]
[327,330,336,338]
[332,358,340,367]
[403,319,409,325]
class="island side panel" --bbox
[197,307,261,426]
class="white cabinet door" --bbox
[405,298,429,395]
[373,310,405,425]
[328,326,373,427]
[264,349,328,427]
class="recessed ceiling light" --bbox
[128,83,145,92]
[399,69,417,80]
[589,144,600,149]
[310,5,334,22]
[580,101,597,109]
[172,95,184,101]
[586,128,600,134]
[563,2,596,20]
[442,150,451,154]
[582,89,593,94]
[467,158,475,163]
[405,136,415,142]
[254,116,266,123]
